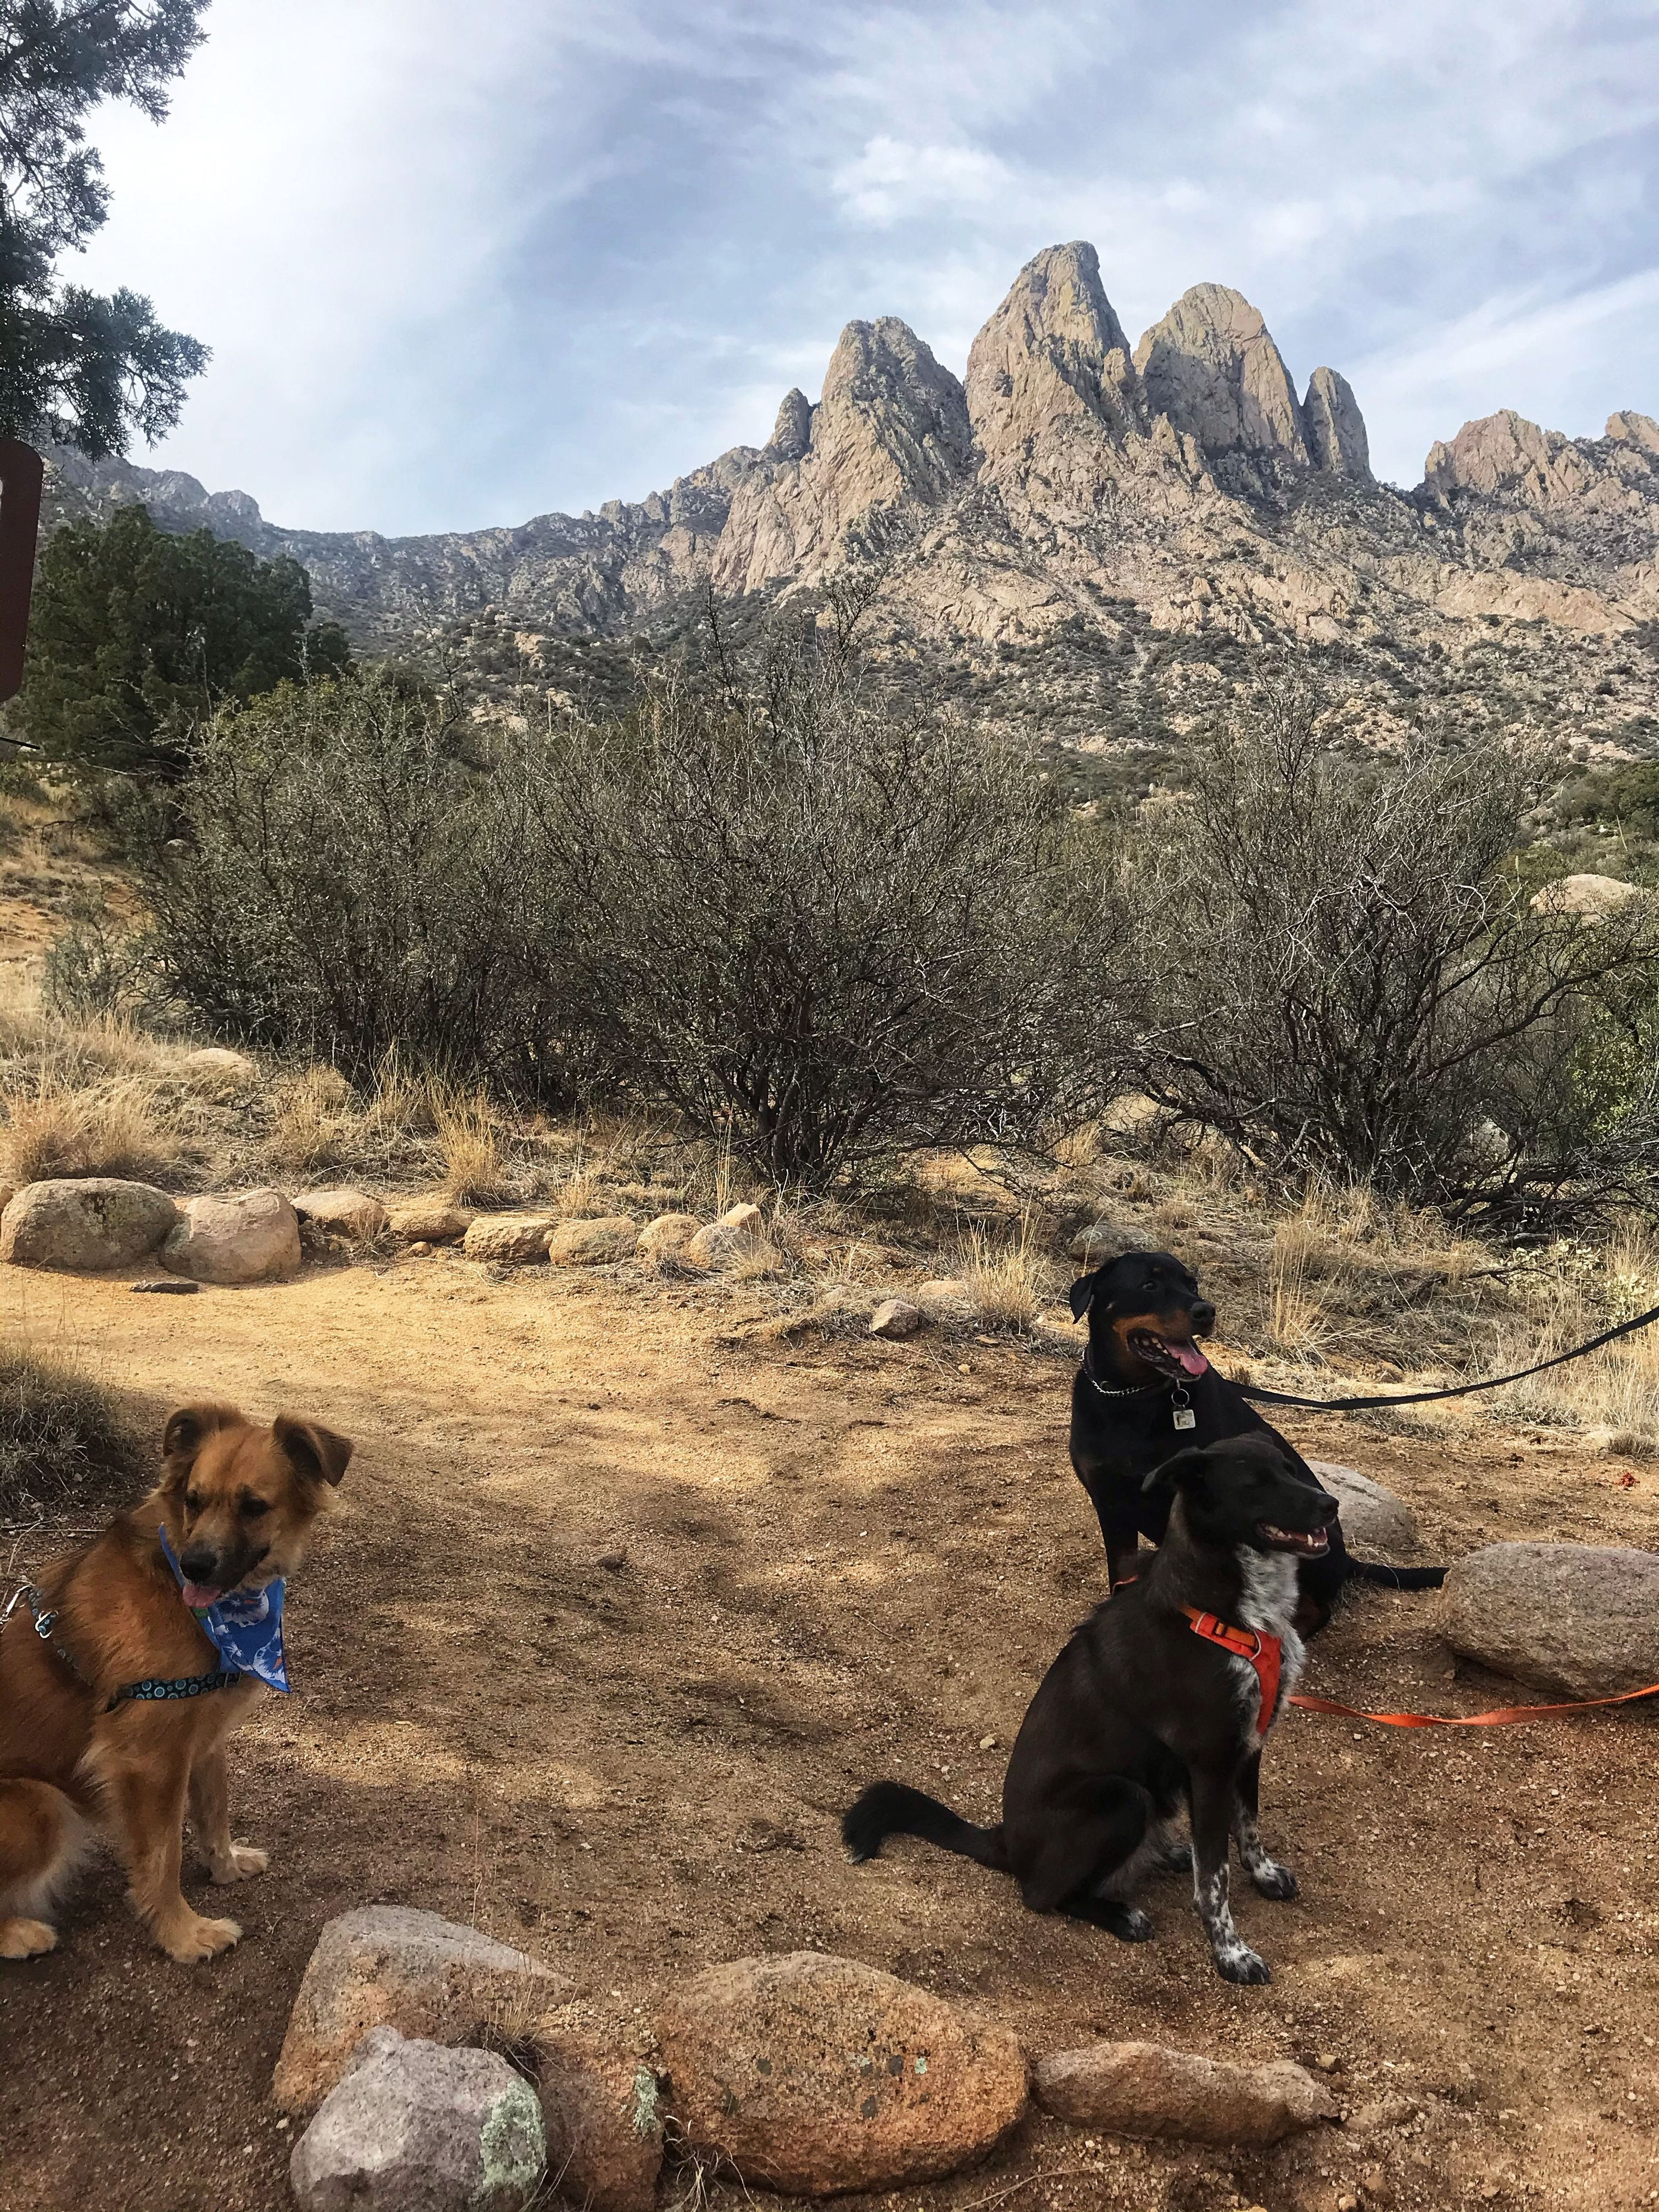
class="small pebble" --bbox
[594,1548,629,1572]
[1316,2051,1340,2071]
[979,1735,998,1750]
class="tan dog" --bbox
[0,1403,350,1964]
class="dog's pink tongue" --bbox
[1171,1341,1208,1377]
[181,1581,223,1612]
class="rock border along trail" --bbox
[0,1254,1656,2211]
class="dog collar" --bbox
[1183,1605,1282,1738]
[159,1529,291,1694]
[1081,1346,1169,1399]
[4,1579,246,1712]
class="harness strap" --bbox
[8,1584,243,1711]
[1182,1604,1282,1738]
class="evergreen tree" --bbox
[0,3,209,456]
[15,502,353,773]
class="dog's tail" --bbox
[1344,1558,1448,1591]
[842,1782,1010,1872]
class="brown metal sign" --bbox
[0,440,44,702]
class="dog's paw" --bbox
[1214,1942,1271,1986]
[163,1914,242,1964]
[1103,1904,1155,1943]
[1249,1859,1298,1901]
[0,1916,58,1959]
[210,1843,269,1885]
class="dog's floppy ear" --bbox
[273,1414,353,1487]
[162,1403,242,1478]
[1068,1271,1101,1322]
[1141,1445,1209,1494]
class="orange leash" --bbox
[1288,1682,1659,1729]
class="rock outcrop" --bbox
[1438,1543,1659,1700]
[658,1951,1028,2195]
[1132,283,1311,469]
[162,1188,302,1285]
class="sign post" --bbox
[0,441,44,702]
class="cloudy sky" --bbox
[74,0,1659,536]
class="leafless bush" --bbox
[531,614,1128,1188]
[1130,665,1659,1221]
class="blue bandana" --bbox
[159,1529,291,1693]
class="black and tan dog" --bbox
[1069,1249,1443,1625]
[0,1403,350,1964]
[845,1434,1334,1983]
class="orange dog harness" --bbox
[1183,1605,1282,1736]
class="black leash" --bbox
[1238,1299,1659,1414]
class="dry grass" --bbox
[435,1088,515,1206]
[0,1341,147,1525]
[1,1075,181,1187]
[959,1214,1047,1332]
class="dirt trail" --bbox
[1,1252,1656,2212]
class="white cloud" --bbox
[62,0,1659,533]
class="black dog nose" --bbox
[1192,1302,1215,1332]
[179,1545,219,1582]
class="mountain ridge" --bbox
[40,240,1659,761]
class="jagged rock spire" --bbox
[1132,284,1310,465]
[965,241,1144,464]
[768,388,814,461]
[1303,366,1371,478]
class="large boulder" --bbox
[1033,2040,1335,2145]
[546,1216,640,1267]
[0,1178,178,1271]
[1530,874,1644,922]
[637,1212,702,1262]
[181,1046,258,1084]
[658,1951,1028,2196]
[273,1906,563,2114]
[161,1188,301,1285]
[388,1201,473,1245]
[1306,1461,1420,1555]
[685,1203,766,1269]
[462,1215,555,1266]
[289,2026,543,2212]
[1439,1542,1659,1699]
[532,2025,664,2212]
[295,1189,388,1243]
[1068,1219,1133,1265]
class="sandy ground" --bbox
[0,1249,1657,2212]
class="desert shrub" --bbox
[0,1346,147,1524]
[1132,664,1659,1218]
[532,622,1128,1187]
[134,671,579,1095]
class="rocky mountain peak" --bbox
[1607,410,1659,455]
[1132,283,1311,467]
[1302,366,1371,479]
[811,316,973,499]
[767,389,814,461]
[965,240,1144,465]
